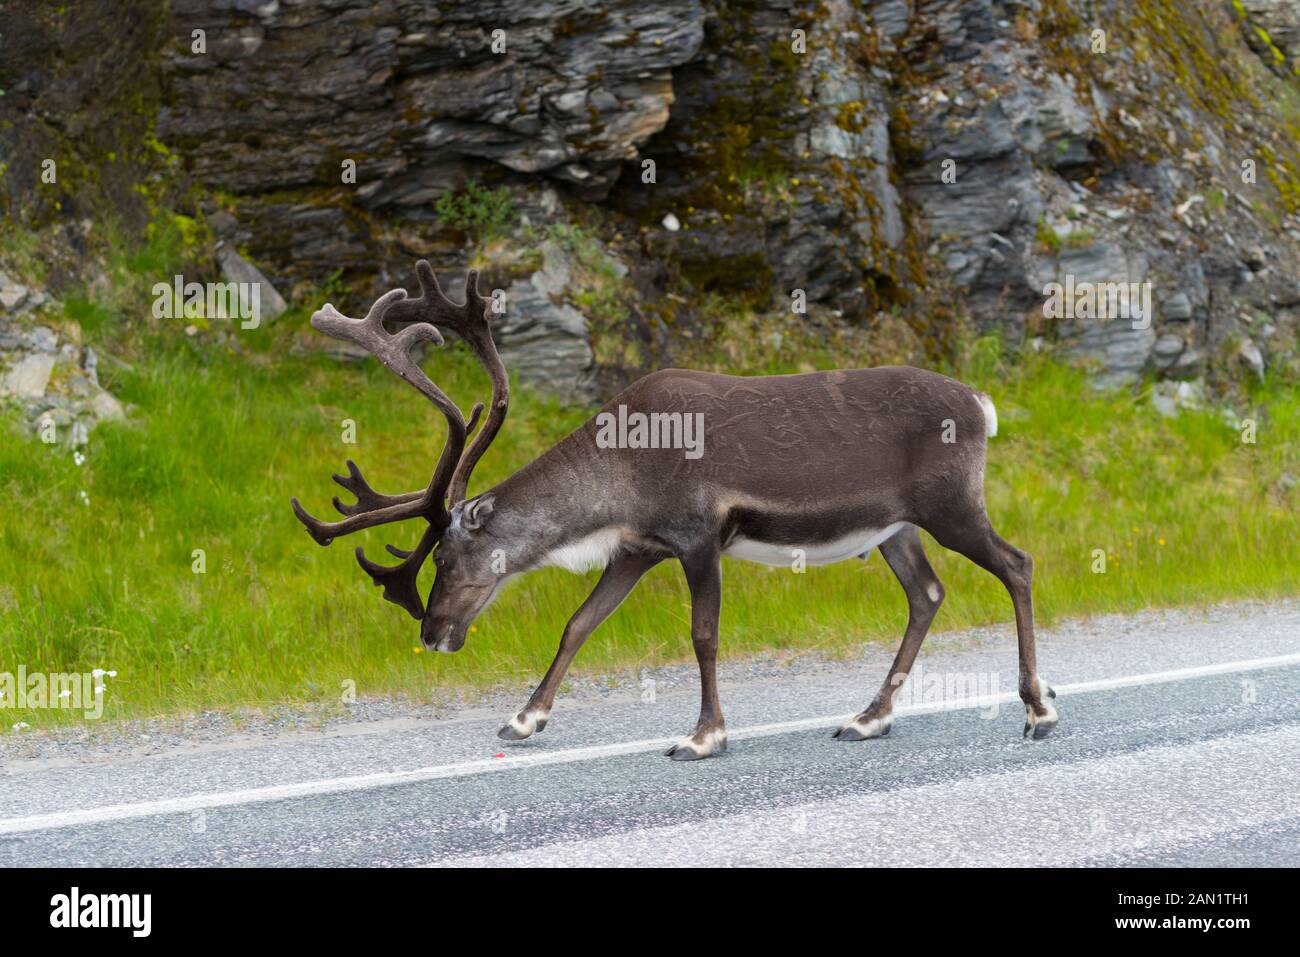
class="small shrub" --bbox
[435,182,515,239]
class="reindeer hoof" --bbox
[664,730,726,761]
[1023,717,1058,740]
[497,709,548,741]
[1023,688,1059,740]
[833,713,893,741]
[665,743,709,761]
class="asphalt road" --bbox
[3,601,1298,867]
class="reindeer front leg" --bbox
[500,553,661,740]
[665,546,726,761]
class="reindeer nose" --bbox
[434,623,456,653]
[435,623,468,654]
[421,617,463,653]
[419,615,443,648]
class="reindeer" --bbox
[291,262,1057,760]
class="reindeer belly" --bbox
[723,522,906,567]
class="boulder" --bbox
[216,246,288,322]
[2,353,56,399]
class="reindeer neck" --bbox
[481,428,625,562]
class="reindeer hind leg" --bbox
[664,546,727,761]
[924,512,1056,740]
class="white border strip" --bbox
[3,652,1299,835]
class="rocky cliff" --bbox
[3,0,1299,403]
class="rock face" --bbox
[890,0,1300,387]
[611,0,907,318]
[3,0,1299,397]
[1030,241,1156,389]
[1239,0,1300,77]
[162,0,705,197]
[494,241,597,402]
[157,0,706,286]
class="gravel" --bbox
[3,597,1295,770]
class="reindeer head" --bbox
[415,493,504,651]
[290,261,510,651]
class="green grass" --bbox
[2,319,1298,726]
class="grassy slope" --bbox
[2,315,1297,725]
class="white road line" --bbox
[729,651,1300,739]
[2,651,1298,836]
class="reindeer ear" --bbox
[461,495,495,531]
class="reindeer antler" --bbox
[290,261,507,619]
[384,261,510,504]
